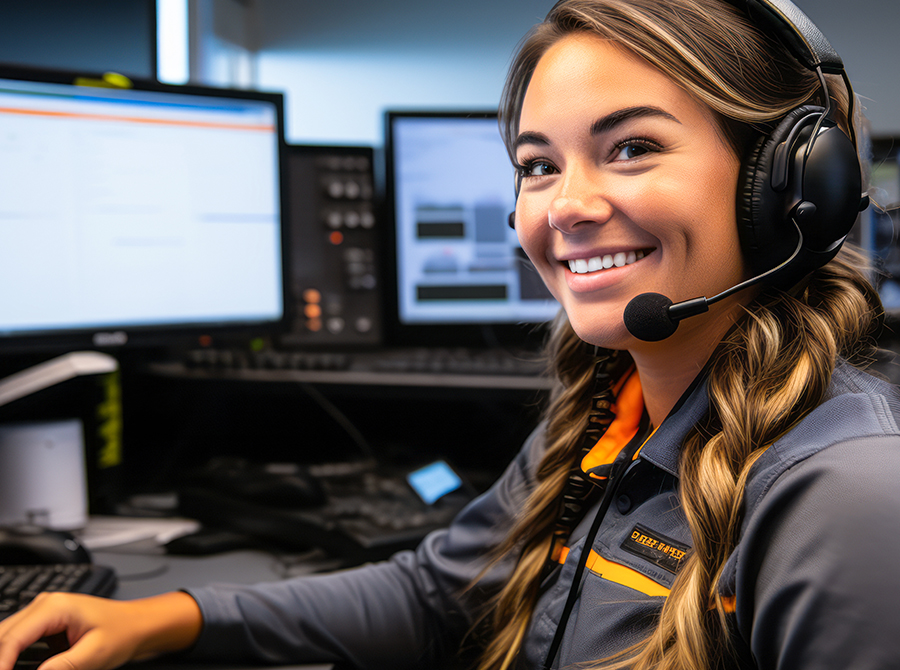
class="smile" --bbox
[566,249,648,274]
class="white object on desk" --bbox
[0,351,118,531]
[79,516,201,550]
[0,419,88,530]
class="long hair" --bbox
[474,1,879,669]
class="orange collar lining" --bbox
[581,368,644,478]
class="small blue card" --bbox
[406,460,463,504]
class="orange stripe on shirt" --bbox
[586,552,670,597]
[556,547,670,597]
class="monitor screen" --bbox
[384,111,558,347]
[0,67,287,353]
[867,138,900,313]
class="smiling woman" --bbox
[0,2,897,670]
[480,0,894,668]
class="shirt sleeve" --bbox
[737,435,900,669]
[183,426,546,669]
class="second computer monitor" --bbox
[384,111,559,348]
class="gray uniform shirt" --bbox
[186,360,900,669]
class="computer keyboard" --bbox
[367,347,546,376]
[184,348,352,372]
[181,346,546,377]
[0,564,117,619]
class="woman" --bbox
[1,1,898,669]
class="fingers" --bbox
[0,593,125,670]
[0,591,200,670]
[0,631,33,670]
[0,595,72,670]
[36,629,131,670]
[13,634,67,670]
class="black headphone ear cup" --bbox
[735,104,825,273]
[798,120,864,252]
[736,132,768,265]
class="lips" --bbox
[566,249,648,274]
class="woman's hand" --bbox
[0,591,203,670]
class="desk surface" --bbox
[94,549,334,670]
[96,549,291,600]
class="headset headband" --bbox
[725,0,843,73]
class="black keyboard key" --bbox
[0,564,116,621]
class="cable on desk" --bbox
[297,382,375,462]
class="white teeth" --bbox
[567,249,647,274]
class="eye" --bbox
[517,159,558,179]
[612,138,662,162]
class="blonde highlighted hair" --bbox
[472,1,880,669]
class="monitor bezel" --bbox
[0,64,291,355]
[382,109,554,350]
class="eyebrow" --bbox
[513,105,681,152]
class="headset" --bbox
[732,0,863,273]
[509,0,871,342]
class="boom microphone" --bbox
[623,222,808,342]
[623,293,708,342]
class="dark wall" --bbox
[0,0,156,79]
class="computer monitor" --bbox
[867,138,900,315]
[0,66,287,354]
[384,111,559,348]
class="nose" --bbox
[547,167,613,233]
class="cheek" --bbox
[666,159,742,265]
[699,165,744,270]
[514,207,567,299]
[514,204,548,265]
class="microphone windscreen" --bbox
[623,292,677,342]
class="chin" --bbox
[565,311,633,351]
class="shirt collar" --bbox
[636,372,710,477]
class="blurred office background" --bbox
[0,0,897,146]
[0,0,897,537]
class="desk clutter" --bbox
[171,457,474,563]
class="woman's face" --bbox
[514,33,746,350]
